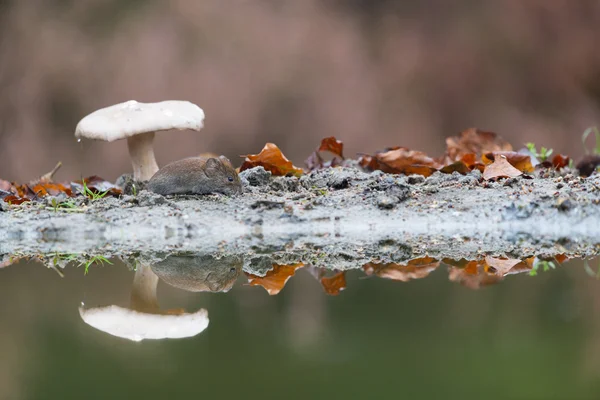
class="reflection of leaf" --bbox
[306,137,345,171]
[482,152,534,173]
[483,155,523,180]
[445,128,512,162]
[306,266,348,295]
[363,257,440,281]
[484,256,525,276]
[320,271,347,296]
[240,143,304,177]
[447,259,504,289]
[246,263,303,295]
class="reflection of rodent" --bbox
[148,156,242,196]
[152,254,243,292]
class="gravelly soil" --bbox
[1,166,599,273]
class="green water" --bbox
[0,255,599,400]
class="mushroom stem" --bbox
[130,264,160,313]
[127,132,159,181]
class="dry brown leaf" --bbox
[240,143,304,177]
[483,155,523,180]
[3,195,29,205]
[439,161,471,175]
[482,152,534,173]
[445,128,512,162]
[363,257,440,281]
[306,137,345,171]
[318,137,344,159]
[377,148,441,169]
[361,147,440,176]
[320,271,347,296]
[551,154,570,170]
[246,263,304,295]
[31,182,73,197]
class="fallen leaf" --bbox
[360,147,440,176]
[439,161,471,175]
[445,128,512,162]
[363,257,440,281]
[551,154,570,170]
[31,182,73,197]
[320,271,347,295]
[246,263,304,295]
[3,195,29,205]
[240,143,304,177]
[305,137,345,171]
[318,137,344,159]
[483,155,523,180]
[482,152,534,173]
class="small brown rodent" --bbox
[148,156,242,196]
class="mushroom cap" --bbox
[79,305,209,341]
[75,100,205,142]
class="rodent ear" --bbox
[205,158,221,169]
[218,155,233,168]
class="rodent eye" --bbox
[228,176,234,182]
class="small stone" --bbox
[270,176,299,192]
[377,195,397,209]
[556,198,574,212]
[329,176,349,190]
[408,175,425,184]
[239,167,271,187]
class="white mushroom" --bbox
[75,100,205,181]
[79,264,209,341]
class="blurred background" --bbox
[1,0,600,182]
[2,3,600,398]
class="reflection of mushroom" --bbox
[75,100,205,181]
[152,254,243,292]
[79,264,208,341]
